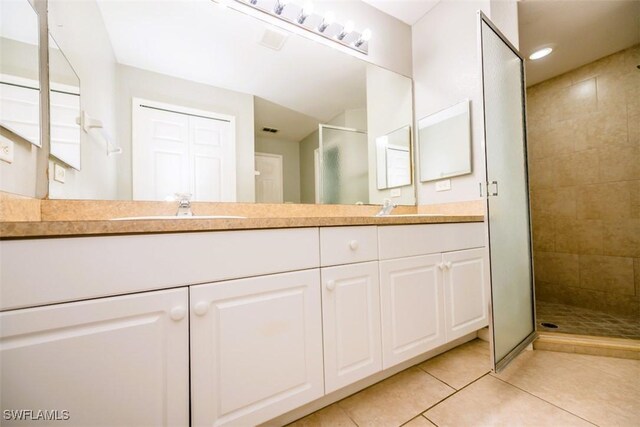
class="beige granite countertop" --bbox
[0,214,484,239]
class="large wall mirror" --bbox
[418,99,471,183]
[0,0,41,147]
[46,0,415,205]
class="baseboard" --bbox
[534,332,640,360]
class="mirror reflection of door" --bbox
[255,152,284,204]
[132,99,236,202]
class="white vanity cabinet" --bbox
[378,223,488,368]
[0,288,190,427]
[443,248,490,341]
[379,254,446,368]
[321,261,382,393]
[189,269,324,427]
[319,226,382,393]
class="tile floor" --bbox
[289,339,640,427]
[536,301,640,339]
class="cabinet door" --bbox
[190,270,323,427]
[443,248,490,341]
[379,254,445,369]
[321,261,382,393]
[0,289,189,427]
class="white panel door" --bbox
[133,105,190,201]
[443,248,490,341]
[0,288,189,427]
[379,254,446,369]
[190,270,324,427]
[321,261,382,393]
[255,152,284,203]
[0,82,40,146]
[50,90,81,170]
[133,101,235,202]
[190,115,235,202]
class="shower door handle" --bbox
[488,181,498,196]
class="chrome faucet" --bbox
[175,193,193,217]
[376,198,397,216]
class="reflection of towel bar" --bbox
[76,111,122,156]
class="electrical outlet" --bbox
[435,179,451,192]
[390,188,401,198]
[54,163,66,183]
[0,135,14,163]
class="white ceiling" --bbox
[96,0,367,123]
[361,0,440,25]
[0,0,39,45]
[519,0,640,85]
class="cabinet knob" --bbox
[438,262,445,270]
[170,306,186,321]
[194,301,210,316]
[326,280,336,291]
[349,240,359,251]
[445,261,452,269]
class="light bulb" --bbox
[361,28,372,41]
[324,11,335,25]
[274,0,288,15]
[338,20,354,40]
[529,47,553,60]
[298,1,314,24]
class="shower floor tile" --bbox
[536,301,640,339]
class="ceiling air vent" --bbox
[262,127,279,134]
[259,28,288,51]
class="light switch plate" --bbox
[435,179,451,192]
[390,188,401,198]
[54,163,66,183]
[0,135,14,163]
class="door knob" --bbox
[349,240,359,250]
[326,280,336,291]
[194,301,210,316]
[170,306,186,321]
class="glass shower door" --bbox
[319,124,369,205]
[479,12,536,372]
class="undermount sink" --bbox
[111,215,247,221]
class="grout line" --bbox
[416,366,458,391]
[490,375,598,426]
[423,414,440,427]
[420,372,492,415]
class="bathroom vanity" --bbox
[0,218,488,426]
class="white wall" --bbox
[48,0,118,200]
[255,136,301,203]
[412,0,519,206]
[114,64,255,202]
[366,64,414,205]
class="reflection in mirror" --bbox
[49,34,81,170]
[0,0,40,147]
[376,125,411,190]
[47,0,415,205]
[419,100,471,182]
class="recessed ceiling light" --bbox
[529,47,553,60]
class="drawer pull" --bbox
[349,240,359,251]
[194,301,210,316]
[170,306,187,321]
[326,280,336,291]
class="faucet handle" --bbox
[175,192,192,205]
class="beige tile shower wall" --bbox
[527,45,640,317]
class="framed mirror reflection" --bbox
[45,0,416,205]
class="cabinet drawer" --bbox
[0,228,319,311]
[378,222,485,260]
[320,226,378,267]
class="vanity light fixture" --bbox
[529,46,553,60]
[355,28,371,48]
[233,0,370,54]
[318,11,335,33]
[337,20,354,40]
[297,1,313,24]
[274,0,287,16]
